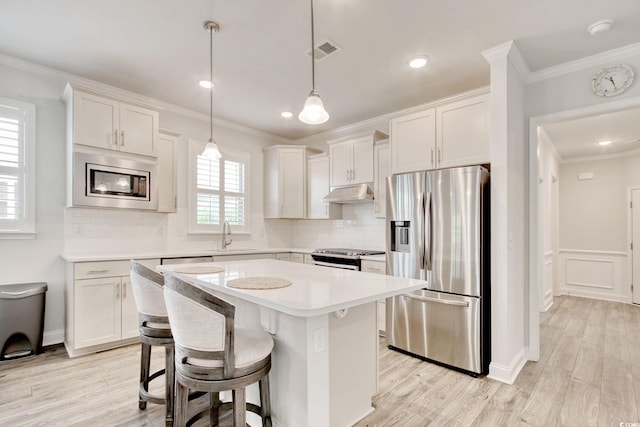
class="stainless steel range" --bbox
[311,248,385,271]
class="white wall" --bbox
[483,42,529,384]
[538,128,560,310]
[554,152,640,302]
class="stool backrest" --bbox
[163,274,236,378]
[130,260,167,318]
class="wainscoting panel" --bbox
[558,249,628,303]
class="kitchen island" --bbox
[158,259,427,427]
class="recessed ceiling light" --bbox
[588,19,613,36]
[409,56,429,69]
[198,80,214,89]
[598,140,612,146]
[281,111,293,118]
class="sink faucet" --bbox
[221,221,232,250]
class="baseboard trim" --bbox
[42,329,64,346]
[558,288,627,303]
[487,346,527,384]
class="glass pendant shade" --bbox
[202,138,222,159]
[298,90,329,124]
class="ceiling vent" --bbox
[307,39,342,61]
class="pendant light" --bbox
[298,0,329,124]
[201,21,222,160]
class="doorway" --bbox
[631,188,640,304]
[528,97,640,361]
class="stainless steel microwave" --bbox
[72,152,158,210]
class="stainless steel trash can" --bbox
[0,282,47,362]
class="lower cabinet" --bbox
[65,258,159,357]
[361,259,387,336]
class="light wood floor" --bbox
[1,295,639,426]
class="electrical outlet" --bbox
[313,328,326,354]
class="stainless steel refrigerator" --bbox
[385,165,490,376]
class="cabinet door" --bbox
[351,136,374,184]
[75,277,121,348]
[120,276,140,340]
[157,132,177,212]
[390,108,436,173]
[119,103,158,157]
[307,155,341,219]
[330,141,352,187]
[374,142,390,218]
[73,91,119,151]
[307,156,329,218]
[279,148,305,218]
[436,95,489,169]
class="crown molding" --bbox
[528,42,640,83]
[0,52,291,144]
[560,146,640,164]
[482,40,531,82]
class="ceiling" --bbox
[542,107,640,160]
[1,0,640,140]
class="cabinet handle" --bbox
[430,148,434,166]
[120,130,125,146]
[123,282,127,297]
[437,148,441,163]
[325,204,329,215]
[113,129,119,146]
[346,169,350,181]
[88,269,110,274]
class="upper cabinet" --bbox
[328,131,387,187]
[63,83,159,157]
[373,140,390,218]
[157,129,179,213]
[264,145,319,219]
[307,154,341,219]
[390,93,489,173]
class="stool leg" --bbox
[232,388,246,427]
[259,375,272,427]
[210,392,220,426]
[139,342,151,410]
[174,380,188,427]
[165,345,175,426]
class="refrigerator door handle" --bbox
[419,192,426,272]
[401,293,470,308]
[425,191,433,271]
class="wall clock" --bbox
[592,64,634,97]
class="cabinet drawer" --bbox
[361,260,386,275]
[291,253,304,263]
[75,258,159,280]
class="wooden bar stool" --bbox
[130,261,175,426]
[163,274,273,427]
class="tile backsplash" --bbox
[63,203,384,256]
[291,204,385,250]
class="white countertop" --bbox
[61,247,313,262]
[158,259,422,317]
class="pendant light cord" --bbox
[310,0,315,92]
[209,25,214,142]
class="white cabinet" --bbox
[373,140,390,218]
[390,93,489,173]
[291,253,304,263]
[361,259,387,336]
[390,108,436,174]
[65,258,160,357]
[307,154,341,219]
[264,145,318,219]
[63,83,159,157]
[436,94,490,169]
[157,129,179,213]
[275,253,291,262]
[328,131,387,187]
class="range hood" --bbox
[322,183,374,204]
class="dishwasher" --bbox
[160,256,214,265]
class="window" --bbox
[188,140,250,233]
[0,98,35,237]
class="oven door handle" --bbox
[312,260,359,271]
